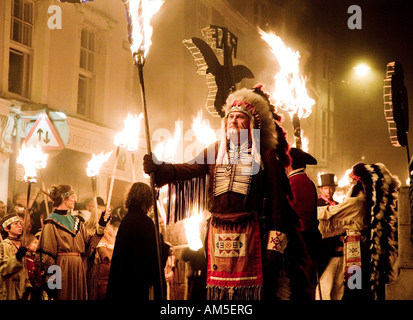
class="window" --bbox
[197,0,209,32]
[77,27,96,118]
[8,0,34,97]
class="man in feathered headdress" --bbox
[144,84,310,300]
[317,162,400,300]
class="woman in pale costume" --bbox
[36,185,110,300]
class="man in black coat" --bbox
[106,182,170,300]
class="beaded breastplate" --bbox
[214,140,253,197]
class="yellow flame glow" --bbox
[153,121,182,162]
[192,111,217,148]
[259,29,315,120]
[17,144,48,183]
[125,0,165,58]
[86,151,113,177]
[115,113,144,151]
[338,169,352,188]
[184,213,203,251]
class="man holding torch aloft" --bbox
[144,85,310,300]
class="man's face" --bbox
[320,186,335,200]
[62,192,77,210]
[7,220,23,237]
[226,111,250,140]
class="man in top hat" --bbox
[0,213,29,300]
[286,147,320,299]
[317,173,339,207]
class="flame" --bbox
[259,29,315,120]
[192,111,217,148]
[17,144,48,183]
[338,169,352,188]
[184,212,203,251]
[124,0,165,58]
[86,151,113,177]
[115,113,144,151]
[153,121,182,162]
[294,130,309,152]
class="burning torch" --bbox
[106,113,143,212]
[123,0,165,299]
[259,29,314,150]
[86,151,112,215]
[16,144,48,245]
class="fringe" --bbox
[166,175,209,224]
[206,285,263,300]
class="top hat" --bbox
[318,173,337,187]
[289,147,317,168]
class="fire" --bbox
[184,212,203,251]
[338,169,352,188]
[124,0,165,58]
[115,113,144,151]
[153,121,182,162]
[86,151,112,177]
[17,144,48,183]
[192,111,217,148]
[259,29,315,120]
[294,130,309,152]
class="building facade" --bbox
[0,0,336,211]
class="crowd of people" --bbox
[0,84,402,301]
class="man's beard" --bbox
[226,128,249,144]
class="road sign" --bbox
[24,113,64,150]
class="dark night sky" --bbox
[304,0,413,182]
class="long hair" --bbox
[349,162,401,299]
[49,185,72,208]
[125,182,153,213]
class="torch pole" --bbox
[136,53,165,300]
[91,176,99,218]
[292,112,302,150]
[22,182,32,246]
[106,145,120,212]
[40,169,50,218]
[131,152,136,182]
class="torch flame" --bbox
[192,111,217,148]
[153,121,182,162]
[86,151,113,177]
[184,212,203,251]
[115,113,144,151]
[259,29,315,120]
[17,144,48,183]
[124,0,165,59]
[338,169,352,188]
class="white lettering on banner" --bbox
[66,131,112,155]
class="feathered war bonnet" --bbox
[216,84,280,168]
[349,162,401,299]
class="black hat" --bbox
[96,197,105,206]
[289,147,317,169]
[318,173,337,187]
